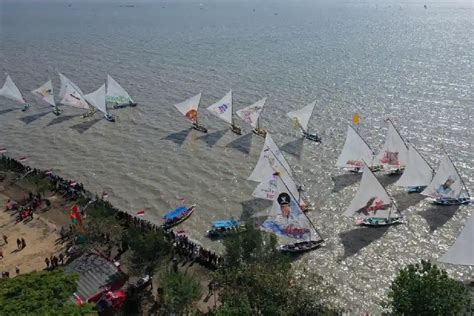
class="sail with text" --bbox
[106,75,134,105]
[206,90,233,125]
[336,125,375,171]
[236,97,266,129]
[58,73,89,109]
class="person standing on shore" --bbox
[45,257,50,269]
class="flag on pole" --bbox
[136,210,145,217]
[352,113,360,125]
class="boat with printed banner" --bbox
[85,84,115,122]
[344,161,403,226]
[106,75,137,109]
[395,143,434,193]
[206,90,242,135]
[0,75,31,111]
[286,100,321,143]
[236,97,267,137]
[174,93,207,133]
[421,152,471,205]
[374,119,409,175]
[58,73,93,117]
[162,204,195,229]
[31,80,62,115]
[206,219,246,238]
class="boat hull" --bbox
[230,125,242,135]
[388,168,405,176]
[407,186,426,193]
[429,197,471,206]
[303,132,321,143]
[357,217,404,227]
[207,226,246,238]
[192,124,208,133]
[252,128,267,138]
[279,240,324,253]
[113,102,137,109]
[162,206,195,229]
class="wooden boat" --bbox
[162,205,195,229]
[85,84,115,122]
[106,75,137,109]
[206,219,246,238]
[206,91,242,136]
[336,125,379,173]
[279,240,324,253]
[395,143,434,193]
[0,75,30,111]
[58,73,91,115]
[236,97,267,138]
[32,80,59,115]
[287,101,321,143]
[174,93,207,133]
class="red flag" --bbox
[19,156,27,162]
[136,210,145,217]
[70,204,82,225]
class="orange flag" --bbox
[352,113,360,125]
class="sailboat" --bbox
[85,84,115,122]
[206,90,242,135]
[249,133,311,211]
[439,212,474,265]
[336,125,380,173]
[421,153,471,205]
[236,97,267,137]
[31,80,61,116]
[174,93,207,133]
[344,162,403,226]
[374,119,408,175]
[395,143,434,193]
[259,173,324,253]
[0,75,30,111]
[106,75,137,109]
[286,101,321,142]
[58,73,91,116]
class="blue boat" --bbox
[162,205,195,229]
[206,219,245,238]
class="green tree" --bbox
[160,271,202,314]
[387,260,471,315]
[0,270,96,315]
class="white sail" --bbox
[236,97,266,129]
[85,84,107,114]
[395,143,433,187]
[345,165,393,219]
[252,170,301,202]
[439,212,474,265]
[286,101,316,133]
[174,93,201,124]
[248,133,293,182]
[421,154,465,199]
[375,120,408,168]
[60,84,89,110]
[0,75,25,104]
[31,80,55,107]
[106,75,134,104]
[206,90,233,125]
[336,125,375,169]
[58,73,85,100]
[260,175,320,243]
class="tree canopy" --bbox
[387,260,471,315]
[0,270,96,315]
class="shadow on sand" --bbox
[162,128,192,146]
[332,173,361,193]
[198,129,228,147]
[339,226,390,260]
[70,118,102,134]
[226,132,253,155]
[19,111,51,124]
[418,204,460,232]
[46,114,79,127]
[280,137,305,160]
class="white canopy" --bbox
[375,120,408,168]
[395,143,433,187]
[31,80,55,107]
[60,84,89,110]
[206,90,233,125]
[174,93,201,123]
[421,154,465,199]
[85,84,107,114]
[336,125,375,169]
[236,97,266,129]
[286,101,316,132]
[248,133,293,182]
[0,75,25,104]
[439,212,474,265]
[345,164,393,219]
[106,75,134,104]
[260,175,321,243]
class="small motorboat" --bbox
[279,240,324,254]
[252,127,267,138]
[407,186,426,193]
[162,205,195,229]
[206,219,246,238]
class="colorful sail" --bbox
[174,93,201,124]
[344,164,393,219]
[260,175,320,243]
[439,212,474,265]
[248,133,293,182]
[0,75,25,104]
[252,170,301,202]
[336,125,375,169]
[60,84,89,110]
[106,75,134,104]
[206,90,233,125]
[421,154,465,199]
[85,84,107,114]
[395,143,433,187]
[236,97,266,129]
[31,80,55,107]
[286,101,316,133]
[375,120,408,168]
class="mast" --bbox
[387,118,408,149]
[444,149,469,198]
